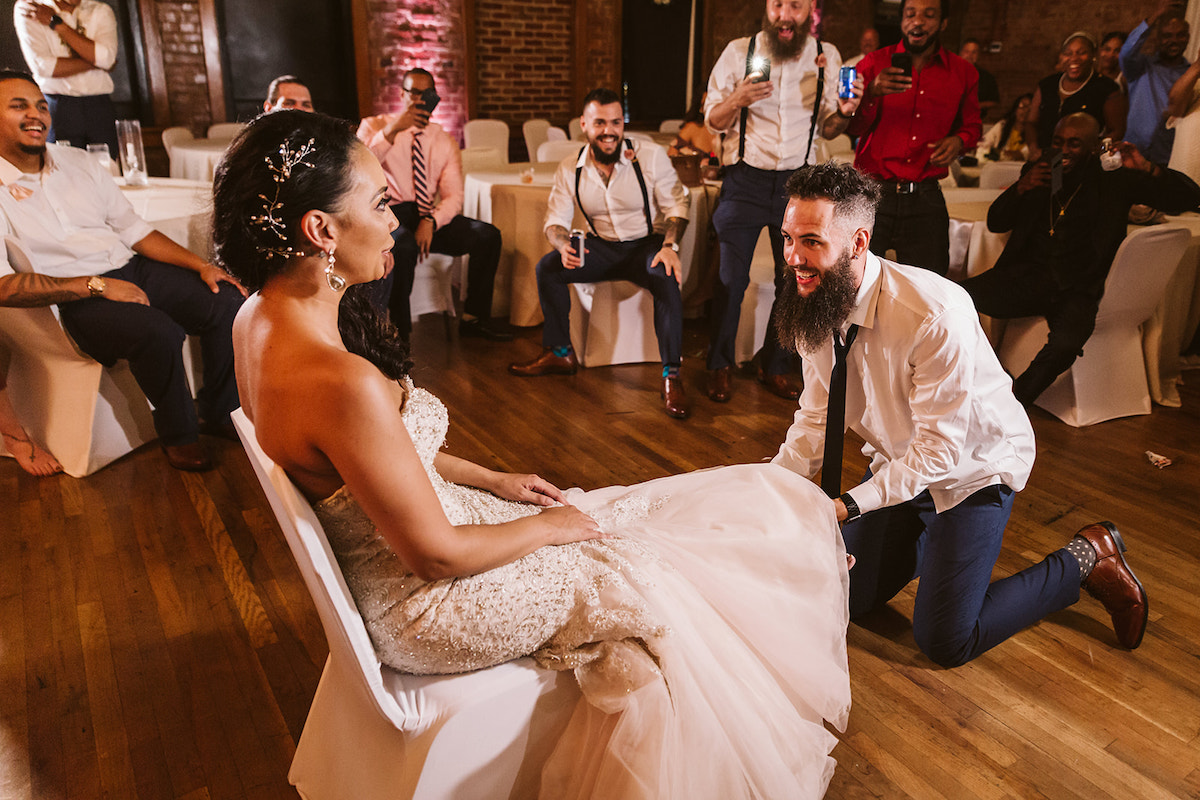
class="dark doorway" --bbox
[621,0,702,125]
[215,0,358,121]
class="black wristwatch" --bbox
[49,13,64,29]
[839,493,861,522]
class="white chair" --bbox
[410,254,460,333]
[658,119,684,134]
[0,235,203,476]
[545,126,568,143]
[568,118,584,141]
[537,140,583,165]
[206,121,246,141]
[161,125,194,158]
[230,409,580,800]
[735,231,778,364]
[568,281,661,367]
[458,146,505,174]
[979,160,1024,189]
[997,224,1191,426]
[463,119,509,164]
[522,119,551,162]
[626,131,654,143]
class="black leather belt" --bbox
[882,179,940,194]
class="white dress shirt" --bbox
[0,145,153,278]
[15,0,118,97]
[705,33,842,170]
[773,253,1035,515]
[544,139,690,242]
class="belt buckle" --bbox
[896,181,917,194]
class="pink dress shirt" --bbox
[356,117,464,230]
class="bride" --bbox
[214,110,851,799]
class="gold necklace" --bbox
[1049,183,1084,237]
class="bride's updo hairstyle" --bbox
[213,110,411,380]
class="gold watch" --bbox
[87,276,107,297]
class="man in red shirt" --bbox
[834,0,980,276]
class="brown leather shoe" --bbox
[162,441,213,472]
[706,366,733,402]
[1077,522,1148,649]
[757,368,801,400]
[508,348,579,377]
[662,376,691,419]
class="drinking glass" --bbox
[115,120,149,186]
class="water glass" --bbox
[115,119,149,186]
[86,143,114,174]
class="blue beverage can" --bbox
[838,66,856,99]
[570,229,586,266]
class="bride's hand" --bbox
[538,504,605,544]
[489,472,569,506]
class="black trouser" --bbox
[46,93,119,160]
[707,162,797,374]
[535,234,683,366]
[870,182,951,277]
[961,266,1099,405]
[361,202,501,337]
[57,255,243,446]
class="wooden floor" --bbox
[3,316,1199,800]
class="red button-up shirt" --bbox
[848,43,981,182]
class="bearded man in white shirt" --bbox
[0,71,246,472]
[772,162,1149,666]
[704,0,862,405]
[14,0,119,158]
[508,88,692,419]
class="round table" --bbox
[168,138,233,182]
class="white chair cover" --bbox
[997,224,1192,426]
[410,254,460,320]
[463,119,510,164]
[161,125,194,158]
[537,140,584,164]
[522,119,551,162]
[206,121,246,140]
[658,119,684,134]
[230,409,579,800]
[545,126,568,143]
[979,160,1024,189]
[735,231,778,364]
[568,118,584,141]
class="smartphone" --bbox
[838,66,856,99]
[890,52,913,78]
[420,87,441,113]
[749,54,772,83]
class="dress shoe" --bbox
[1076,521,1148,649]
[200,419,239,442]
[161,441,213,472]
[757,368,801,400]
[508,348,579,377]
[459,317,514,342]
[706,366,733,402]
[661,376,691,419]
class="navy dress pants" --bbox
[46,94,119,160]
[535,234,682,366]
[842,483,1081,667]
[708,162,797,375]
[57,255,243,446]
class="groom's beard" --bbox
[775,247,859,355]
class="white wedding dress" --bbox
[314,382,851,799]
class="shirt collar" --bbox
[0,150,51,185]
[897,41,949,66]
[846,251,882,332]
[578,138,637,171]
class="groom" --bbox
[770,161,1149,667]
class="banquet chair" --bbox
[522,119,551,162]
[546,126,568,143]
[996,224,1191,426]
[979,160,1024,189]
[161,125,194,158]
[735,231,778,364]
[658,119,684,134]
[464,119,510,164]
[568,118,584,140]
[0,235,202,476]
[230,409,580,800]
[537,140,583,164]
[206,121,246,140]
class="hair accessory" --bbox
[324,249,346,292]
[248,137,317,259]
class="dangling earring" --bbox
[324,249,346,292]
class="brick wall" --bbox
[154,1,213,134]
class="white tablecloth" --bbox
[168,138,232,182]
[463,162,560,221]
[119,177,213,257]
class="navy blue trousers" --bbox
[535,234,682,366]
[46,94,119,160]
[843,483,1081,667]
[707,162,798,374]
[57,255,243,446]
[869,186,951,277]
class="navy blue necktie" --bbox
[821,324,859,498]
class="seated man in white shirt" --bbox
[0,70,246,471]
[507,88,692,419]
[772,161,1149,665]
[263,75,314,113]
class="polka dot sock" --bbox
[1066,535,1098,581]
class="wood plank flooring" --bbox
[3,316,1198,799]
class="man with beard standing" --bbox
[508,88,692,419]
[838,0,980,277]
[771,162,1150,666]
[702,0,859,404]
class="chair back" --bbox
[658,119,683,134]
[979,160,1023,189]
[463,119,509,164]
[206,122,246,140]
[546,126,568,142]
[522,119,551,162]
[568,117,584,140]
[1096,224,1191,325]
[161,126,195,157]
[231,408,414,732]
[538,140,584,164]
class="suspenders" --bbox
[736,34,825,167]
[574,138,654,239]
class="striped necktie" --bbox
[412,130,431,215]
